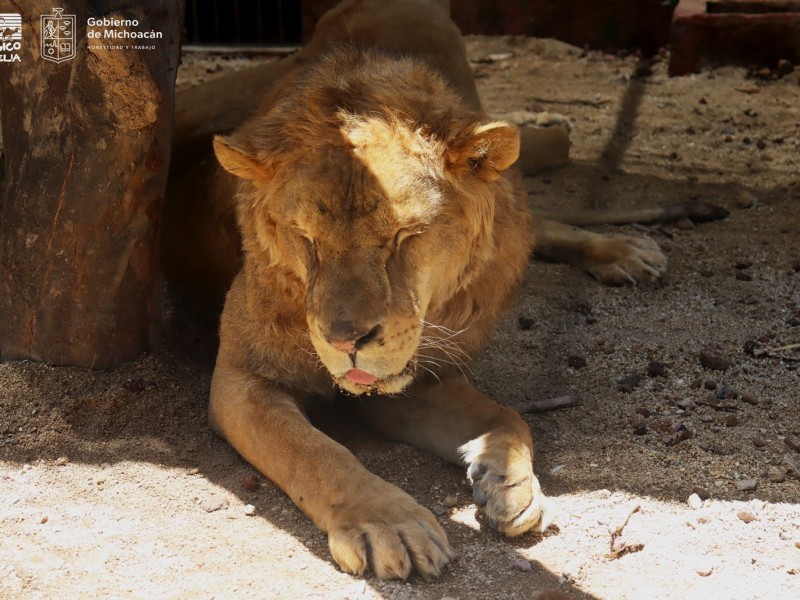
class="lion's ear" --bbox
[446,121,520,182]
[213,134,273,182]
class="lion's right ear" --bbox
[213,135,273,182]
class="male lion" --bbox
[164,0,675,580]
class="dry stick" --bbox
[754,343,800,359]
[785,454,800,477]
[516,394,580,414]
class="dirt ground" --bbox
[2,36,800,599]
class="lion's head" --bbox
[213,48,529,395]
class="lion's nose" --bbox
[326,322,383,354]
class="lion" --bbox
[164,0,720,580]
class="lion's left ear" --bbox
[446,121,520,182]
[213,134,273,183]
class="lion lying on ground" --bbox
[164,0,719,580]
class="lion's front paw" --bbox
[586,235,667,286]
[327,478,453,580]
[461,435,557,537]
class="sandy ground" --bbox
[2,36,800,599]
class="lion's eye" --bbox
[394,226,423,249]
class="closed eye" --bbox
[394,226,425,249]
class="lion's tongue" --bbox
[345,368,378,385]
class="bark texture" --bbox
[0,1,184,368]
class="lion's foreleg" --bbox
[352,375,557,536]
[208,356,452,580]
[534,218,667,285]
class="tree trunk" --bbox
[0,1,183,368]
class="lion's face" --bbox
[213,51,521,395]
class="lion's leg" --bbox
[209,356,453,580]
[352,375,557,536]
[534,218,667,285]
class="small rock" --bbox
[518,316,534,331]
[244,504,257,516]
[677,398,695,411]
[618,373,643,393]
[785,437,800,452]
[567,355,587,369]
[242,475,260,492]
[770,471,786,483]
[187,468,200,475]
[635,406,652,418]
[54,456,68,466]
[695,561,714,577]
[487,52,513,62]
[40,516,48,525]
[688,493,703,509]
[756,67,772,79]
[201,494,230,513]
[741,392,759,405]
[443,495,458,508]
[776,59,794,77]
[432,504,447,516]
[631,414,648,436]
[691,487,711,501]
[676,218,695,230]
[753,436,767,448]
[724,415,739,427]
[512,558,533,572]
[736,479,757,492]
[737,511,757,523]
[700,352,730,371]
[716,385,738,400]
[704,380,717,391]
[647,361,668,378]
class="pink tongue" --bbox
[345,368,378,385]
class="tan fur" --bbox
[165,0,670,580]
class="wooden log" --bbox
[0,1,183,368]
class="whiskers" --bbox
[293,327,325,373]
[412,320,474,381]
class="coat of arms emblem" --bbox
[41,8,75,63]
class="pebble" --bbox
[692,487,711,500]
[777,59,794,77]
[677,399,695,411]
[695,560,714,577]
[518,316,534,330]
[741,393,759,405]
[631,414,648,436]
[724,415,739,428]
[676,218,695,230]
[567,355,587,369]
[736,190,758,210]
[736,479,757,492]
[769,471,786,483]
[242,475,260,492]
[443,495,458,508]
[244,504,257,516]
[647,361,668,378]
[432,504,447,516]
[737,511,757,523]
[700,351,730,371]
[54,456,68,466]
[704,380,717,391]
[618,373,643,393]
[201,494,230,513]
[753,436,767,448]
[688,493,703,509]
[512,558,533,572]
